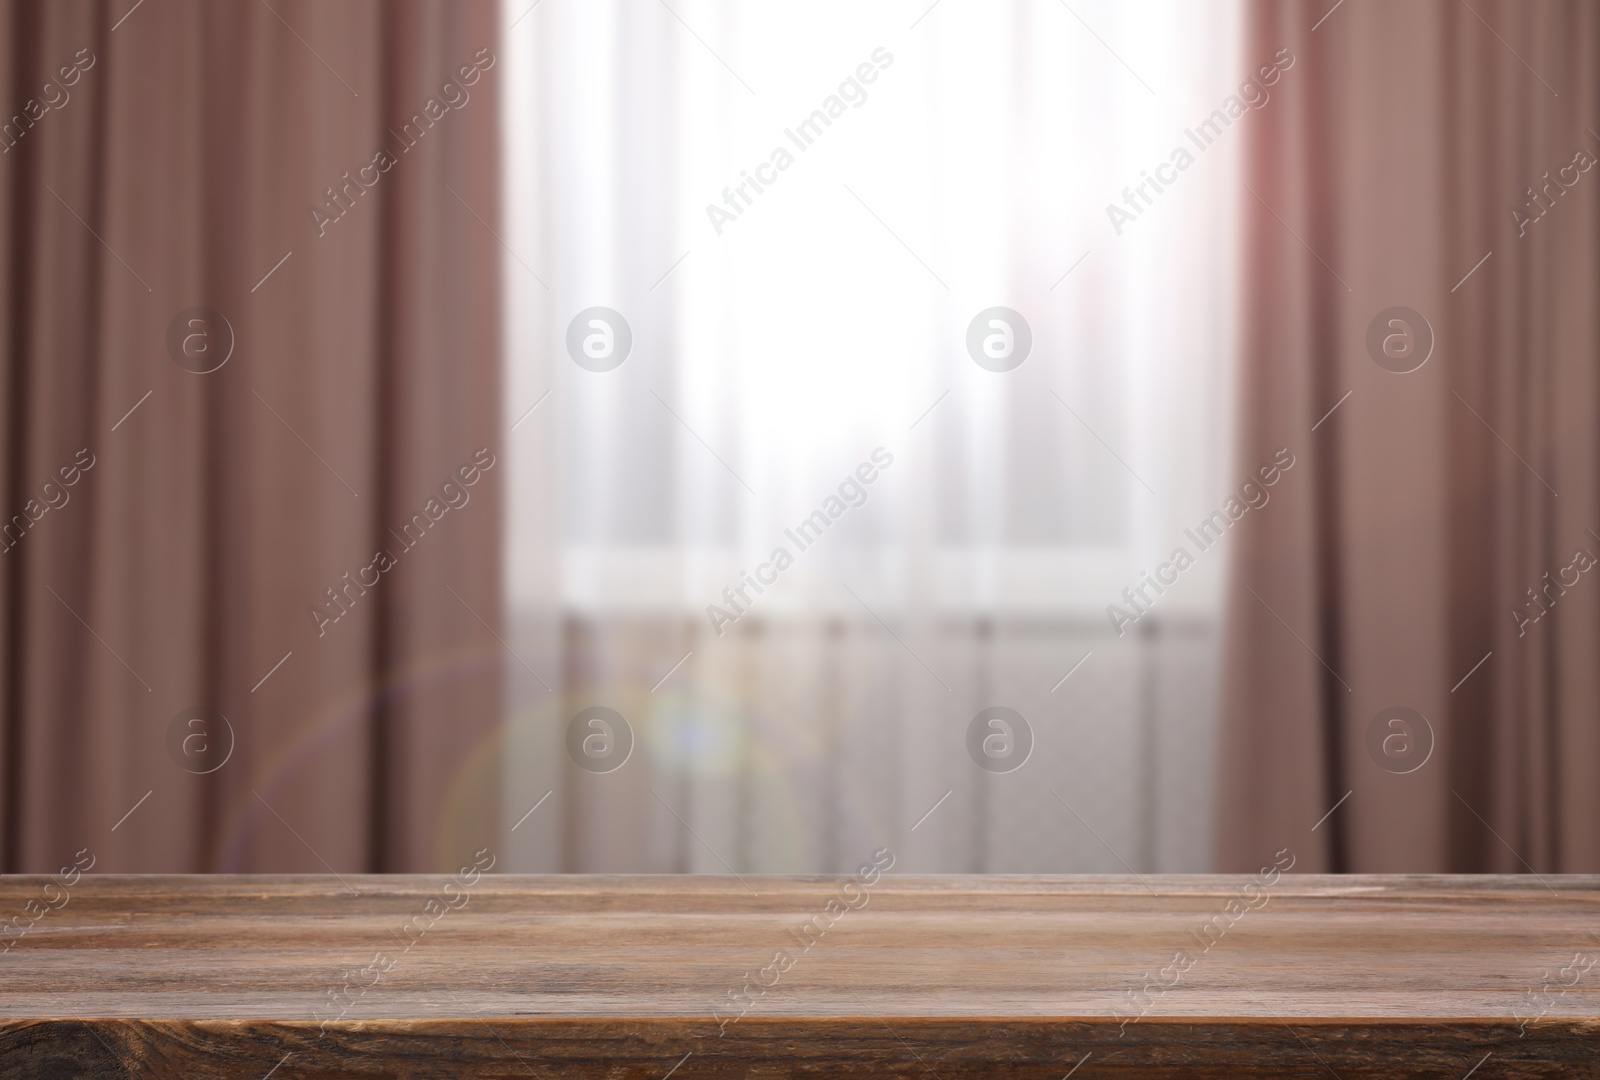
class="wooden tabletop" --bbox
[2,873,1597,1077]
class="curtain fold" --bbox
[0,0,502,873]
[1218,0,1600,873]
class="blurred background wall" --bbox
[0,0,1594,877]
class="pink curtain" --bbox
[1218,0,1600,872]
[0,0,503,873]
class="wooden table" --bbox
[1,874,1596,1077]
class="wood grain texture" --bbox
[2,874,1598,1077]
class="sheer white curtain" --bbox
[501,0,1241,873]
